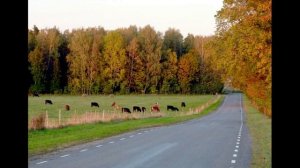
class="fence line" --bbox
[28,95,221,130]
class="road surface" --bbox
[29,93,251,168]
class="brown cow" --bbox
[112,102,121,110]
[64,104,70,111]
[151,103,160,112]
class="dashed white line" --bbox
[80,149,88,152]
[109,141,115,144]
[236,145,239,148]
[237,139,240,142]
[96,145,103,148]
[234,149,238,152]
[120,138,126,141]
[137,132,142,135]
[60,154,70,158]
[236,142,240,145]
[233,154,237,157]
[129,135,135,138]
[36,161,47,165]
[231,160,236,164]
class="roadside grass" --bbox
[29,95,224,156]
[243,95,271,168]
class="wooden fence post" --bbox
[102,110,105,121]
[46,110,48,128]
[59,109,61,126]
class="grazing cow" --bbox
[172,107,179,111]
[167,105,174,111]
[151,105,160,112]
[181,102,186,107]
[33,93,39,97]
[167,105,179,111]
[64,104,70,111]
[122,107,131,113]
[142,107,146,112]
[45,100,53,105]
[91,102,99,107]
[133,106,142,112]
[112,102,121,110]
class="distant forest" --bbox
[28,25,223,95]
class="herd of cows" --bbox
[43,99,186,114]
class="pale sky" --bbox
[29,0,223,37]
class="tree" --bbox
[67,28,104,94]
[178,50,200,93]
[211,0,271,115]
[162,28,183,59]
[103,31,126,93]
[137,25,162,93]
[161,50,179,93]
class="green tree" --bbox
[162,28,183,59]
[161,50,179,93]
[138,25,162,93]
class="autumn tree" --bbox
[161,50,179,93]
[102,31,126,93]
[211,0,271,115]
[137,25,163,93]
[178,50,201,93]
[67,28,105,94]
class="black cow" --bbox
[181,102,186,107]
[167,105,179,111]
[142,107,146,112]
[33,93,39,97]
[122,107,131,113]
[133,106,142,112]
[91,102,99,107]
[45,100,53,105]
[172,107,179,111]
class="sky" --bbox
[28,0,223,37]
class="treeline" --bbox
[28,25,223,95]
[206,0,271,116]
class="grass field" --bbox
[243,95,271,168]
[29,94,215,127]
[29,94,223,156]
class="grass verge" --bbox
[29,95,224,156]
[243,95,271,168]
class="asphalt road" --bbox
[29,93,251,168]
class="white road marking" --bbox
[120,138,126,141]
[236,145,239,148]
[96,145,103,148]
[109,141,115,144]
[60,154,70,158]
[231,160,236,164]
[233,154,237,157]
[236,142,240,145]
[80,149,88,152]
[237,139,240,142]
[234,149,238,152]
[144,130,148,133]
[36,161,47,164]
[129,135,135,138]
[138,132,142,135]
